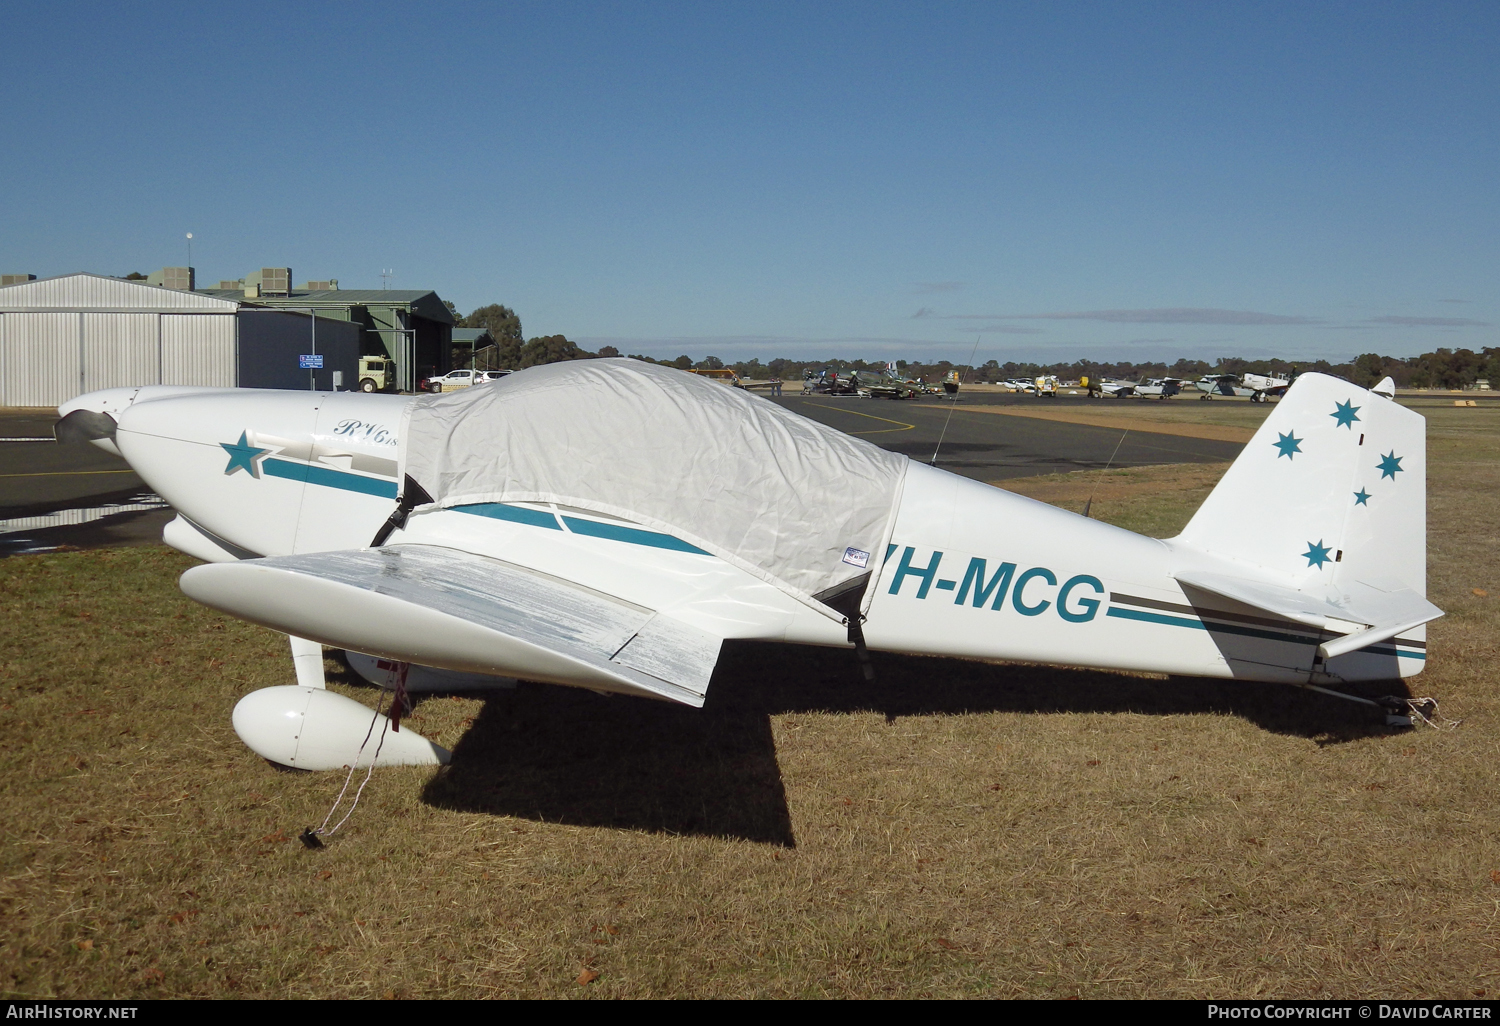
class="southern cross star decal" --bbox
[1377,450,1404,480]
[220,431,270,478]
[1272,431,1303,459]
[1353,488,1371,506]
[1330,399,1361,429]
[1302,539,1333,568]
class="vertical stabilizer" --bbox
[1175,372,1427,601]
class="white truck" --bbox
[420,369,513,393]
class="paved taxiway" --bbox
[0,409,167,555]
[1,391,1246,555]
[0,409,145,509]
[771,392,1244,482]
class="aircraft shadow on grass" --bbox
[404,641,1413,848]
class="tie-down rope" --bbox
[301,661,411,848]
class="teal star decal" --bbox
[1330,399,1361,429]
[1302,539,1333,568]
[220,431,269,478]
[1353,488,1371,506]
[1377,450,1403,480]
[1272,431,1303,459]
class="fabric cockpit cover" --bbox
[397,360,909,620]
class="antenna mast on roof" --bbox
[381,269,394,290]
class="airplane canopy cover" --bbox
[397,359,909,619]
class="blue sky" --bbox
[1,1,1496,364]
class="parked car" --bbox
[416,368,514,392]
[419,369,481,393]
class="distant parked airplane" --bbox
[1133,377,1185,399]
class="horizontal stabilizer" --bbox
[180,544,722,706]
[1174,570,1442,659]
[1315,616,1436,661]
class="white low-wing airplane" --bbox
[56,361,1439,771]
[1132,376,1186,399]
[1196,372,1291,403]
[1241,370,1295,396]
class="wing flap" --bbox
[610,614,722,697]
[180,544,720,706]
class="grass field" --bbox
[1,402,1496,999]
[953,395,1271,442]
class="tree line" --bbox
[451,304,1498,390]
[452,304,593,370]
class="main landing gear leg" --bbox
[289,635,327,689]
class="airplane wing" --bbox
[180,544,722,706]
[1173,570,1443,660]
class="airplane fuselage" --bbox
[71,385,1425,691]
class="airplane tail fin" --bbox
[1172,373,1437,669]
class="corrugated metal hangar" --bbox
[0,273,359,407]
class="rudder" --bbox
[1173,373,1434,675]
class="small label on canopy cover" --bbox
[842,546,870,569]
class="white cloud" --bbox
[1001,308,1321,326]
[960,324,1046,335]
[909,307,1320,325]
[1366,315,1490,327]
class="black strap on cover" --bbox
[369,475,435,547]
[813,573,876,682]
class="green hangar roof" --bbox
[195,289,456,325]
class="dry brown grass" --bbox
[949,396,1275,443]
[1,404,1497,999]
[995,462,1231,538]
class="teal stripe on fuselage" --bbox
[457,502,562,530]
[1105,606,1426,659]
[560,515,709,554]
[1363,645,1426,661]
[262,458,398,498]
[1106,607,1208,632]
[453,503,709,555]
[1107,605,1315,646]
